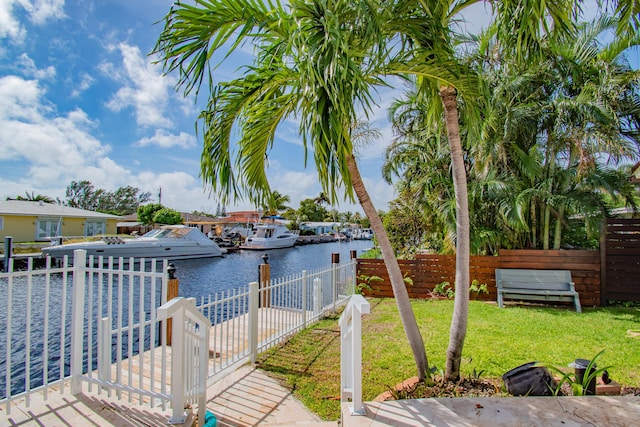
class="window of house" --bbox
[36,217,62,240]
[0,216,4,230]
[85,221,106,236]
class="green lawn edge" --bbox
[256,298,640,420]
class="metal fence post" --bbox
[71,249,87,395]
[313,277,322,317]
[332,253,339,312]
[301,270,307,327]
[98,317,111,395]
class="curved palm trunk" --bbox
[346,154,430,383]
[440,86,470,382]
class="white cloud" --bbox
[0,0,65,42]
[16,53,56,79]
[70,72,95,97]
[0,78,105,176]
[0,1,25,41]
[135,129,197,149]
[269,170,319,207]
[104,43,175,128]
[23,0,65,25]
[0,74,213,212]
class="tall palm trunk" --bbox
[553,206,565,249]
[346,154,430,383]
[440,86,470,382]
[531,202,538,248]
[543,141,556,250]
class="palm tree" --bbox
[475,14,640,249]
[8,192,56,203]
[154,0,430,381]
[263,191,290,216]
[313,192,330,206]
[380,0,580,380]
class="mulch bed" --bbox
[377,376,640,400]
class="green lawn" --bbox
[256,298,640,420]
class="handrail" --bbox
[339,294,370,416]
[158,297,211,427]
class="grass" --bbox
[256,298,640,420]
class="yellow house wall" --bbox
[0,215,38,242]
[0,215,120,243]
[106,219,118,234]
[62,218,88,237]
[58,218,119,237]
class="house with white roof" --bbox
[299,221,340,235]
[0,200,121,243]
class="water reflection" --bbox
[173,240,372,300]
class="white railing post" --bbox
[197,312,209,426]
[98,317,111,394]
[70,249,87,395]
[340,295,370,416]
[170,306,186,424]
[301,270,307,327]
[313,278,322,317]
[332,257,339,312]
[248,281,259,365]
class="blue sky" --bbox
[0,0,406,214]
[0,1,625,216]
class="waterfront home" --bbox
[0,200,121,242]
[300,221,340,235]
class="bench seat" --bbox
[495,268,582,313]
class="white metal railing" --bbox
[196,259,357,381]
[1,255,75,413]
[1,249,357,421]
[340,294,370,416]
[158,297,210,427]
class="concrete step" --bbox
[262,422,338,427]
[1,382,174,426]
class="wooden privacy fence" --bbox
[602,218,640,303]
[356,249,601,307]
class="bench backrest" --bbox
[495,269,573,291]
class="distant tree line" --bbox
[65,181,153,215]
[7,180,153,216]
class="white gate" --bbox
[0,250,170,414]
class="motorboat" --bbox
[241,223,299,250]
[41,225,226,261]
[353,228,374,240]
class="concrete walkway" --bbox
[4,367,639,426]
[0,366,334,427]
[341,395,640,427]
[205,365,336,427]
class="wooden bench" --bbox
[495,269,582,313]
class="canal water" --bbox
[174,240,373,300]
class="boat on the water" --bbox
[241,223,299,250]
[42,225,226,261]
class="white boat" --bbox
[241,223,299,250]
[42,225,226,261]
[353,228,374,240]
